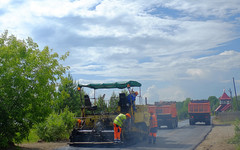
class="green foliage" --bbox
[121,89,129,95]
[176,98,191,120]
[54,73,84,116]
[95,95,108,114]
[232,96,240,111]
[0,31,69,148]
[229,119,240,149]
[36,107,76,142]
[22,128,40,143]
[108,92,119,113]
[208,96,219,114]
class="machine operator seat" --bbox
[118,93,129,113]
[84,95,97,110]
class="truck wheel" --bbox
[189,119,192,125]
[189,119,195,125]
[167,123,173,129]
[158,121,161,129]
[205,119,211,125]
[175,119,178,128]
[167,124,170,129]
[169,120,175,129]
[172,121,175,129]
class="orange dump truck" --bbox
[188,100,211,125]
[149,101,178,129]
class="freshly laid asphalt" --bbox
[57,119,212,150]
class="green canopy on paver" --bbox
[78,80,141,89]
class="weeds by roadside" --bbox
[228,119,240,150]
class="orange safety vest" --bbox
[150,114,158,128]
[114,113,127,127]
[77,119,81,127]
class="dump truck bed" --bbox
[188,100,211,125]
[188,100,210,113]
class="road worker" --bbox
[127,91,138,111]
[149,112,158,144]
[77,119,82,128]
[113,113,131,143]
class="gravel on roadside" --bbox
[195,119,236,150]
[18,141,68,150]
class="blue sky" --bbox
[0,0,240,103]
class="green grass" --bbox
[213,117,236,125]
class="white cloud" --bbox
[0,0,11,9]
[75,24,128,37]
[163,0,240,18]
[186,69,209,79]
[143,85,187,103]
[200,50,240,70]
[25,0,105,18]
[70,48,240,84]
[220,50,237,56]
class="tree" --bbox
[108,92,119,113]
[232,96,240,111]
[208,96,219,114]
[55,73,84,116]
[121,89,130,96]
[176,98,191,120]
[0,31,69,148]
[36,107,76,142]
[96,95,108,114]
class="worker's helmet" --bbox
[126,113,131,118]
[135,91,138,96]
[149,110,154,114]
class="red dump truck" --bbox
[148,101,178,129]
[188,100,211,125]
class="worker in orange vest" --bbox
[113,113,131,143]
[149,112,158,144]
[77,119,84,128]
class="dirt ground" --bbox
[17,119,236,150]
[195,119,236,150]
[17,141,68,150]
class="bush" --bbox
[22,128,40,143]
[36,107,76,142]
[229,119,240,149]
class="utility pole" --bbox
[229,88,233,110]
[228,88,232,99]
[233,77,238,110]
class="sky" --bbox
[0,0,240,104]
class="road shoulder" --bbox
[195,119,236,150]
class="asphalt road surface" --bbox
[56,119,212,150]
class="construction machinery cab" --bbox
[84,95,97,111]
[118,93,130,113]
